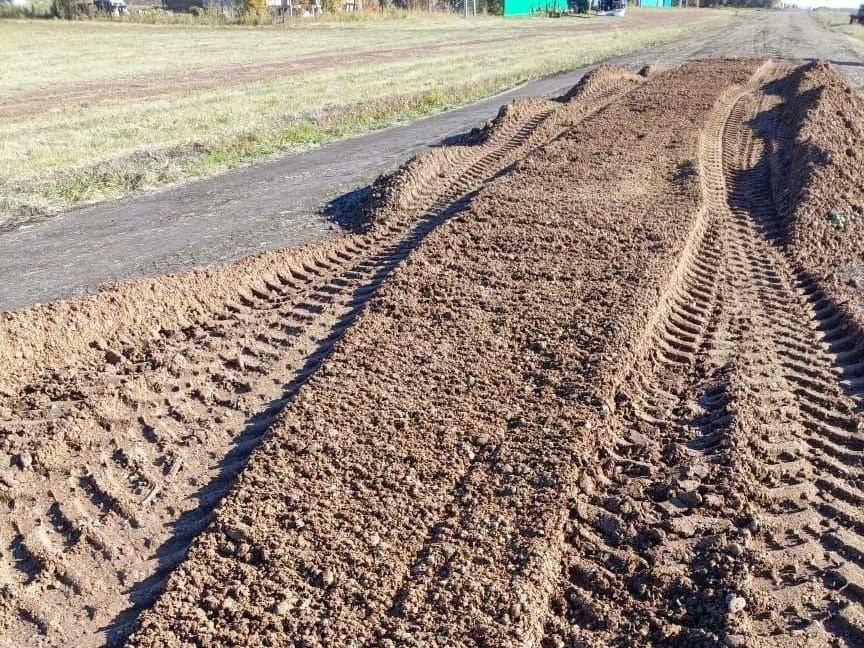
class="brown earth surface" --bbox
[3,56,864,648]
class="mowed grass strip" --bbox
[0,8,732,226]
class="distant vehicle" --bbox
[851,4,864,24]
[596,0,624,15]
[71,0,125,14]
[94,0,125,12]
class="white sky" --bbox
[781,1,860,8]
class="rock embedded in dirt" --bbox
[16,452,32,470]
[724,634,747,647]
[678,490,703,508]
[726,594,747,615]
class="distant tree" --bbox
[243,0,267,18]
[51,0,84,18]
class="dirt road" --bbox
[3,52,864,647]
[2,10,863,313]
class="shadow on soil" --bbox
[321,184,374,233]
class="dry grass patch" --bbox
[0,8,734,227]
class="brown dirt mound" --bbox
[561,63,643,102]
[126,59,767,648]
[362,64,642,227]
[775,60,864,273]
[772,60,864,338]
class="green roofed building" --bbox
[503,0,569,15]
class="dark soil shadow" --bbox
[321,185,374,233]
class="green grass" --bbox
[0,8,734,227]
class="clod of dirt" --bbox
[638,63,666,78]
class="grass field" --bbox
[0,8,733,227]
[812,8,864,40]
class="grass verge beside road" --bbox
[0,8,733,228]
[812,8,864,39]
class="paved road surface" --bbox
[2,9,863,312]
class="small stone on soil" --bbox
[678,490,703,508]
[726,594,746,615]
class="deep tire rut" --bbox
[543,72,864,647]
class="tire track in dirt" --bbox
[123,60,771,648]
[0,70,640,648]
[539,69,864,648]
[540,77,763,648]
[11,58,864,648]
[365,65,773,648]
[718,90,864,646]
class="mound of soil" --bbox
[775,60,864,269]
[773,60,864,330]
[126,59,767,647]
[355,65,643,230]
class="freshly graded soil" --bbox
[125,59,771,647]
[0,67,641,647]
[4,56,864,648]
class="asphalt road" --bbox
[2,9,863,312]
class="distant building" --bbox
[502,0,568,15]
[161,0,230,10]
